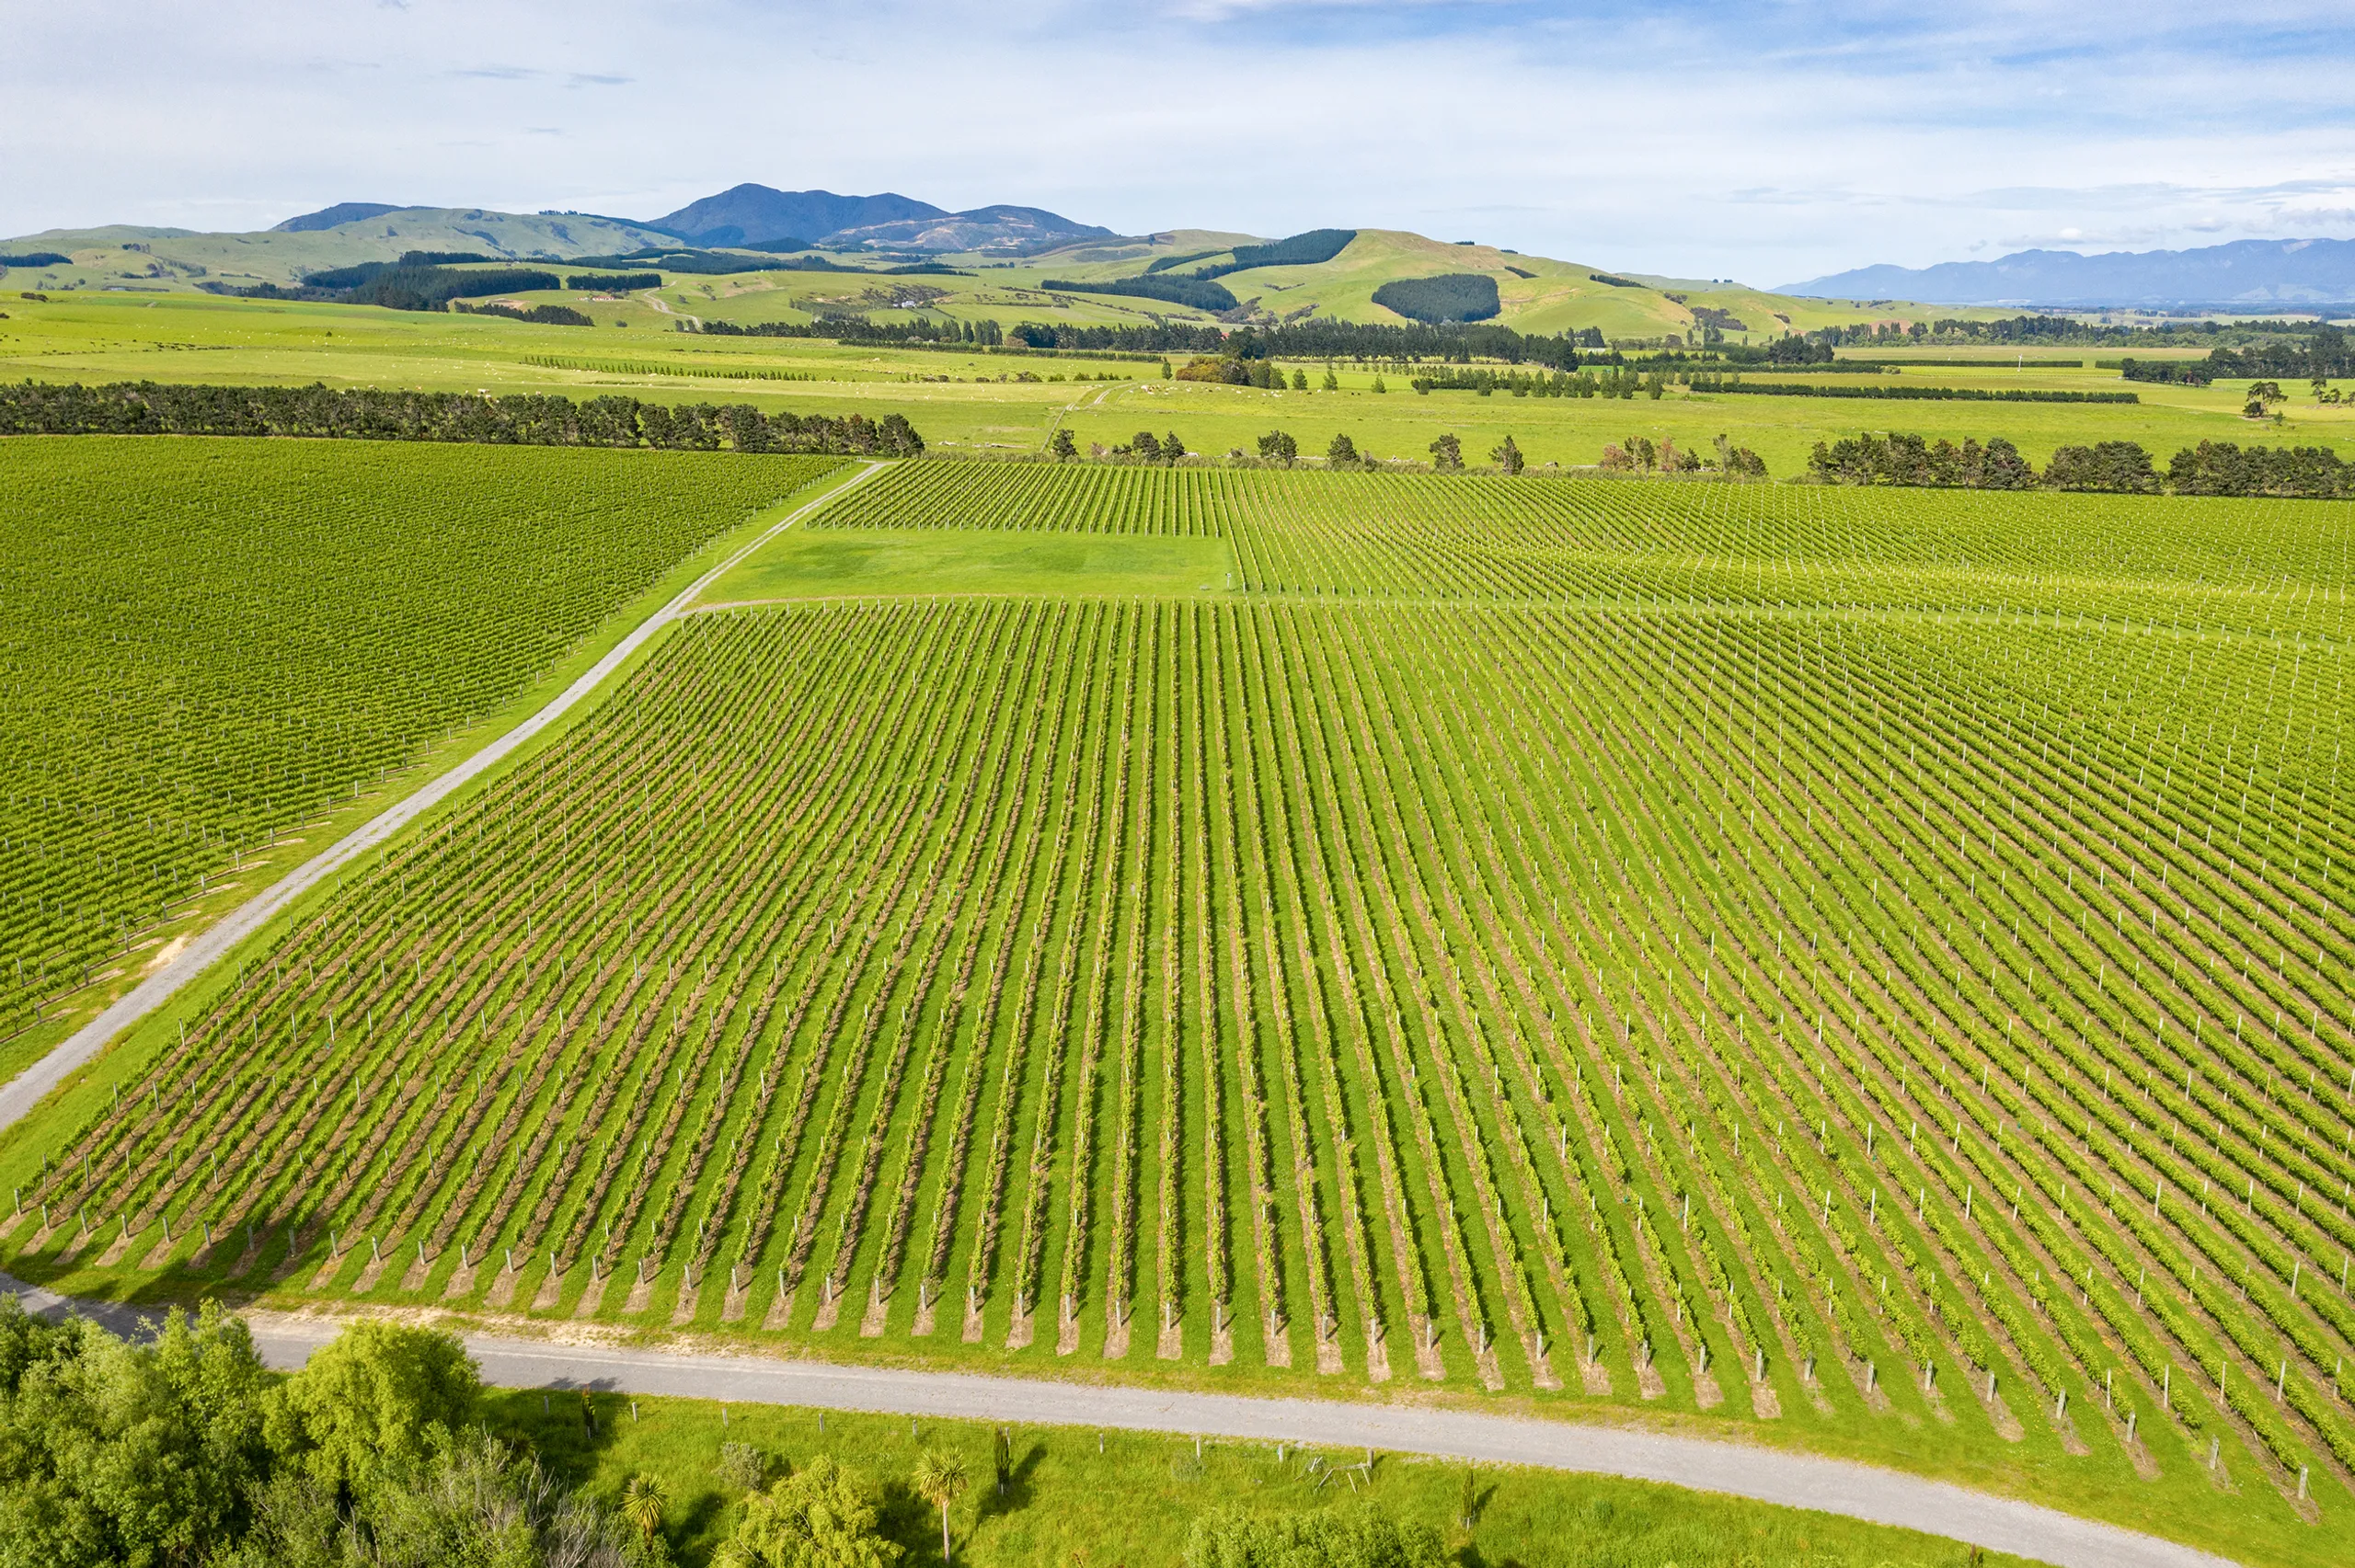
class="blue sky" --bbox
[7,0,2354,283]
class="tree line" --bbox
[1795,315,2351,350]
[454,301,596,327]
[2122,327,2352,386]
[0,381,924,456]
[696,315,1603,367]
[1704,379,2139,404]
[1807,432,2355,498]
[1408,367,1657,398]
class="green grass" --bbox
[699,526,1235,604]
[485,1391,2034,1568]
[4,463,2351,1567]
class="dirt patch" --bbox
[144,935,191,974]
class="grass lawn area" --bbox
[487,1389,2031,1568]
[698,527,1235,605]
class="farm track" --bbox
[6,461,2353,1559]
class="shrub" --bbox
[1184,1502,1447,1568]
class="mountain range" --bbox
[1786,238,2355,308]
[257,186,1114,258]
[642,184,1111,254]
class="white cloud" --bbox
[4,0,2353,281]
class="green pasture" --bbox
[7,292,2349,474]
[1052,361,2355,475]
[698,526,1235,604]
[488,1391,2031,1568]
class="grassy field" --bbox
[6,292,2349,475]
[484,1389,2037,1568]
[0,436,844,1061]
[700,527,1235,603]
[4,462,2349,1565]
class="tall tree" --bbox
[270,1321,478,1502]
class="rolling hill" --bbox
[1,195,2007,343]
[0,207,681,290]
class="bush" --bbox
[0,1299,275,1568]
[1184,1502,1447,1568]
[722,1456,901,1568]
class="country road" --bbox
[0,461,885,1136]
[0,1270,2235,1568]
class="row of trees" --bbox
[1786,314,2347,350]
[0,382,924,456]
[1806,431,2355,497]
[1599,433,1768,478]
[702,315,1602,368]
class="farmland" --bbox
[0,437,844,1048]
[7,290,2350,475]
[4,463,2352,1562]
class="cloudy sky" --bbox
[8,0,2355,285]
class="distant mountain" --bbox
[273,201,408,233]
[1786,238,2355,307]
[649,184,1111,255]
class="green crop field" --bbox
[0,436,843,1049]
[5,462,2352,1565]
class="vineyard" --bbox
[7,462,2354,1539]
[0,437,843,1034]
